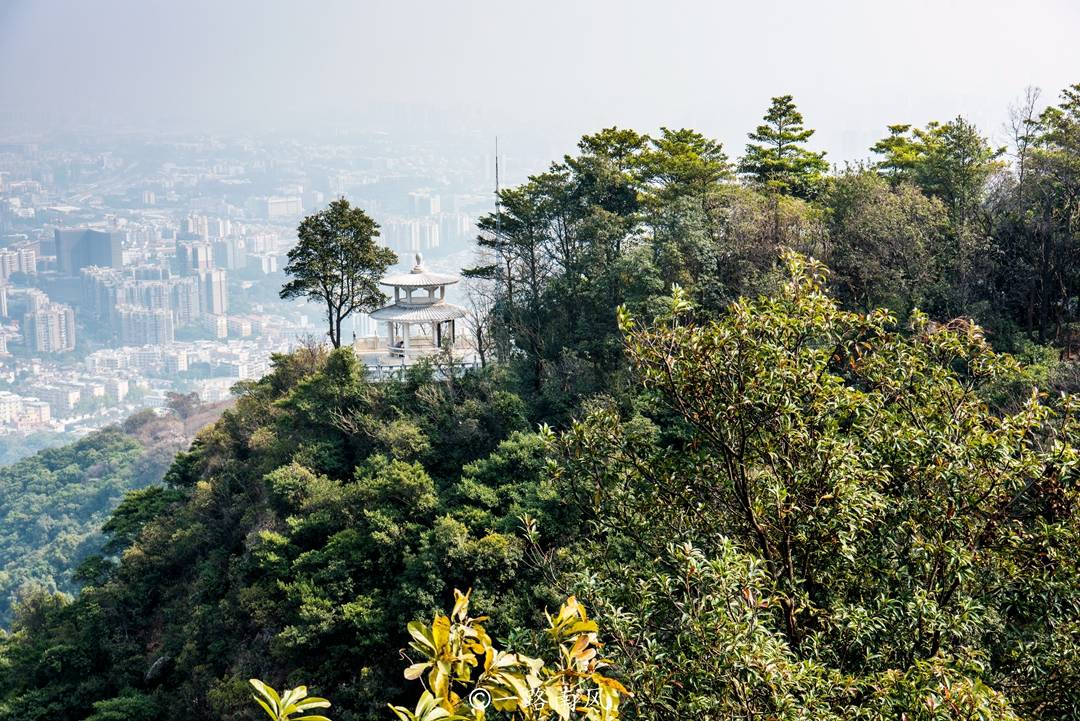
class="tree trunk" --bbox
[326,299,338,347]
[333,314,343,349]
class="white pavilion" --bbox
[357,252,469,362]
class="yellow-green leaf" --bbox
[545,682,571,720]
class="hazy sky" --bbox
[2,0,1078,164]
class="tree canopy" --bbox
[551,254,1080,719]
[281,199,398,348]
[738,94,829,199]
[0,410,191,625]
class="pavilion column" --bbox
[403,324,411,354]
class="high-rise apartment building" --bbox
[170,276,201,325]
[18,247,36,274]
[206,217,230,238]
[118,306,175,345]
[262,196,303,220]
[22,288,49,314]
[132,265,170,281]
[382,219,440,252]
[409,191,441,216]
[117,280,169,311]
[24,302,76,353]
[250,253,280,274]
[22,399,51,426]
[180,214,209,240]
[177,241,214,273]
[0,252,14,280]
[245,232,276,254]
[438,213,474,245]
[83,266,203,333]
[105,378,129,403]
[0,392,21,423]
[164,350,188,374]
[34,384,81,416]
[0,247,38,280]
[81,266,121,320]
[212,237,245,270]
[198,268,228,315]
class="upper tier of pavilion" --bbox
[362,253,468,359]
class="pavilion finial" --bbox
[412,252,424,272]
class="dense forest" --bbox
[1,85,1079,721]
[466,86,1080,424]
[0,400,225,626]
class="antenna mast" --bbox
[494,136,501,240]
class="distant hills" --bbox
[0,402,228,625]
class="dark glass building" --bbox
[53,228,123,275]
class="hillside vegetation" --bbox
[0,349,567,720]
[0,411,189,625]
[2,87,1080,721]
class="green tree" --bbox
[636,126,731,210]
[872,117,1003,317]
[473,126,747,421]
[474,171,564,398]
[550,254,1080,719]
[0,410,194,625]
[85,693,160,721]
[871,117,1002,230]
[869,123,923,180]
[281,199,398,348]
[0,348,547,721]
[738,95,829,199]
[5,102,1080,721]
[1016,83,1080,343]
[474,129,649,420]
[824,169,949,314]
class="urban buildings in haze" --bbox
[0,128,493,447]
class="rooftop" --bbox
[380,252,461,288]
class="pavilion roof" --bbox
[369,302,467,323]
[380,252,461,288]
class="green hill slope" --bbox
[0,409,218,626]
[3,269,1080,720]
[0,349,564,721]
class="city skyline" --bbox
[0,127,486,456]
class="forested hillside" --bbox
[0,349,567,720]
[0,402,228,626]
[1,85,1079,721]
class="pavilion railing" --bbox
[362,359,482,382]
